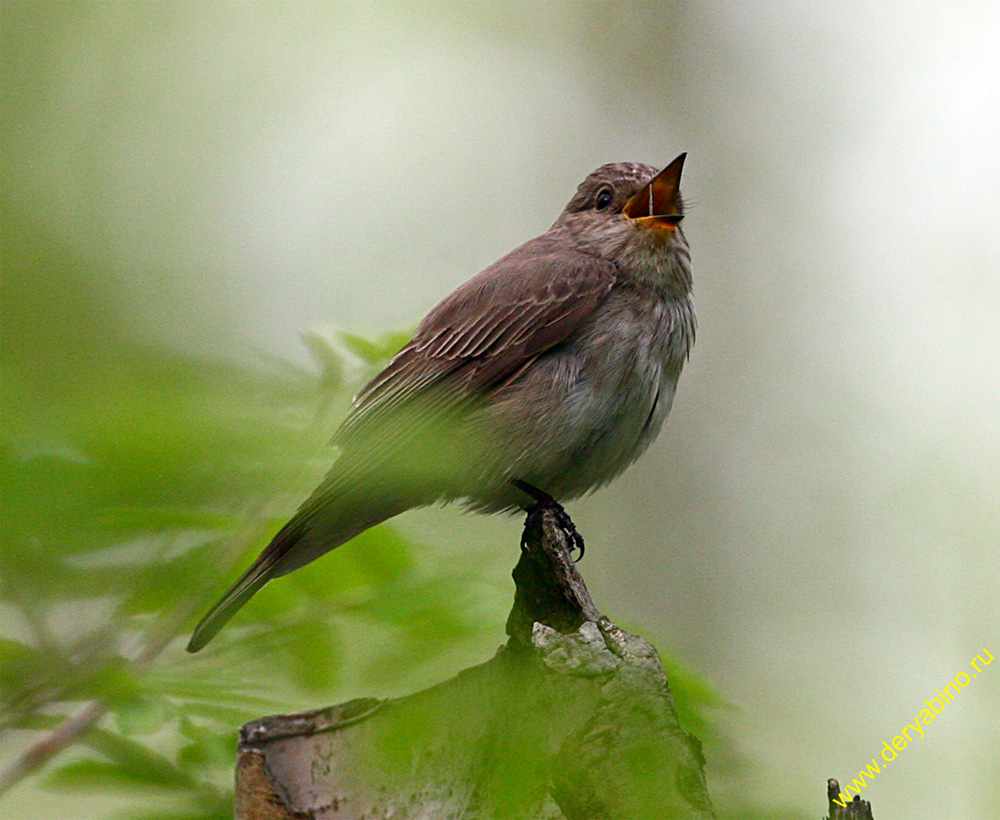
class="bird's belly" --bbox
[464,335,681,510]
[554,358,677,492]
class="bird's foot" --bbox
[512,479,585,561]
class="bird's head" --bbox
[554,154,690,291]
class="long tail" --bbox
[186,480,408,653]
[185,518,303,653]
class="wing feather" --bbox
[335,239,617,450]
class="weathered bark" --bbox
[235,508,714,819]
[825,778,875,820]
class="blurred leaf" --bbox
[348,526,417,582]
[176,719,234,770]
[46,752,190,792]
[173,701,268,727]
[615,624,730,744]
[0,639,72,728]
[339,329,411,366]
[75,660,144,707]
[285,524,415,604]
[92,507,242,539]
[141,674,280,714]
[113,695,173,736]
[299,330,344,391]
[116,543,232,617]
[111,797,233,820]
[5,713,62,731]
[282,620,343,694]
[0,638,50,694]
[47,730,192,790]
[0,638,128,728]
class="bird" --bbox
[187,154,694,653]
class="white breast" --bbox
[462,290,693,511]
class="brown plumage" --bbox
[187,155,694,652]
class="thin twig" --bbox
[0,702,107,794]
[0,510,283,795]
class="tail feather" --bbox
[186,480,411,652]
[186,516,309,653]
[185,557,275,653]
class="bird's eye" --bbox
[595,189,613,210]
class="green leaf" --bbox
[0,637,48,693]
[176,718,235,769]
[338,328,410,365]
[175,701,263,727]
[299,330,345,390]
[75,659,144,706]
[81,728,198,789]
[282,619,343,694]
[113,695,173,736]
[110,791,233,820]
[46,757,189,792]
[6,712,63,731]
[142,672,280,712]
[116,542,229,616]
[282,524,415,606]
[93,506,241,538]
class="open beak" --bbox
[622,153,686,230]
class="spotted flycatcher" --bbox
[188,154,693,652]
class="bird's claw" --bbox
[513,479,586,561]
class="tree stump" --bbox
[235,509,714,819]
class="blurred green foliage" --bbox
[0,206,506,817]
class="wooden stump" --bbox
[235,509,714,819]
[825,778,875,820]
